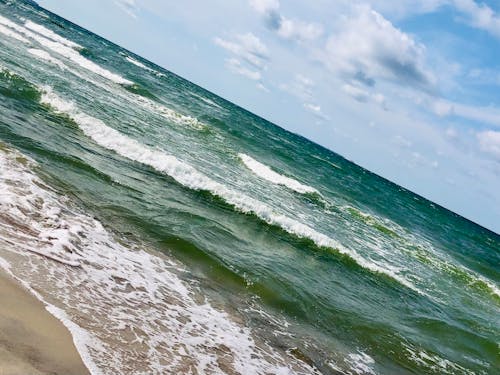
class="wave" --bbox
[39,87,423,294]
[345,206,400,238]
[239,153,319,195]
[189,91,224,109]
[0,144,312,374]
[0,22,30,43]
[0,66,40,102]
[24,20,82,49]
[125,56,164,77]
[312,155,341,170]
[27,48,66,69]
[0,15,132,85]
[0,16,203,131]
[133,94,206,129]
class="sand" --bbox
[0,270,89,375]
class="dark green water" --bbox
[0,1,499,374]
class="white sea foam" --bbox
[25,20,82,49]
[40,88,423,294]
[0,15,132,85]
[125,55,164,77]
[404,345,476,375]
[0,145,313,374]
[28,48,66,69]
[32,37,133,85]
[0,23,30,43]
[239,153,319,195]
[190,91,224,109]
[130,94,206,129]
[346,352,376,375]
[0,14,27,33]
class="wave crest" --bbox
[239,153,319,195]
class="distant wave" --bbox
[0,15,132,85]
[133,94,206,129]
[125,56,164,77]
[40,87,424,294]
[239,153,319,195]
[24,20,82,49]
[0,144,311,374]
[190,91,224,109]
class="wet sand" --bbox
[0,270,89,375]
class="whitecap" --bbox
[239,153,319,195]
[25,20,82,49]
[124,55,164,77]
[28,48,66,69]
[0,23,30,43]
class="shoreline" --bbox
[0,269,89,375]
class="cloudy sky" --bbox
[36,0,500,233]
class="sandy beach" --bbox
[0,270,89,375]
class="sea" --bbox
[0,1,499,374]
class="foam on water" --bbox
[125,55,164,77]
[190,91,224,109]
[24,20,82,49]
[0,144,314,374]
[239,153,319,195]
[27,48,66,69]
[345,352,376,375]
[404,345,477,375]
[39,87,423,295]
[0,16,132,85]
[0,22,30,43]
[136,95,206,129]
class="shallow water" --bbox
[0,1,499,374]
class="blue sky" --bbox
[36,0,500,233]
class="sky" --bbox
[35,0,500,234]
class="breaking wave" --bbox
[239,153,319,195]
[0,144,313,374]
[40,87,423,294]
[0,15,132,85]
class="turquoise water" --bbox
[0,1,499,374]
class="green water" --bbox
[0,1,499,374]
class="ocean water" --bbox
[0,1,499,374]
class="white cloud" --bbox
[432,99,454,117]
[226,58,262,81]
[280,74,314,100]
[249,0,323,42]
[392,135,412,148]
[214,33,269,68]
[276,17,323,42]
[279,75,327,119]
[303,103,328,120]
[477,130,500,159]
[321,5,433,90]
[257,82,270,92]
[369,0,447,19]
[430,99,500,128]
[249,0,279,14]
[452,0,500,38]
[342,83,388,109]
[342,83,370,102]
[215,33,270,85]
[113,0,138,19]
